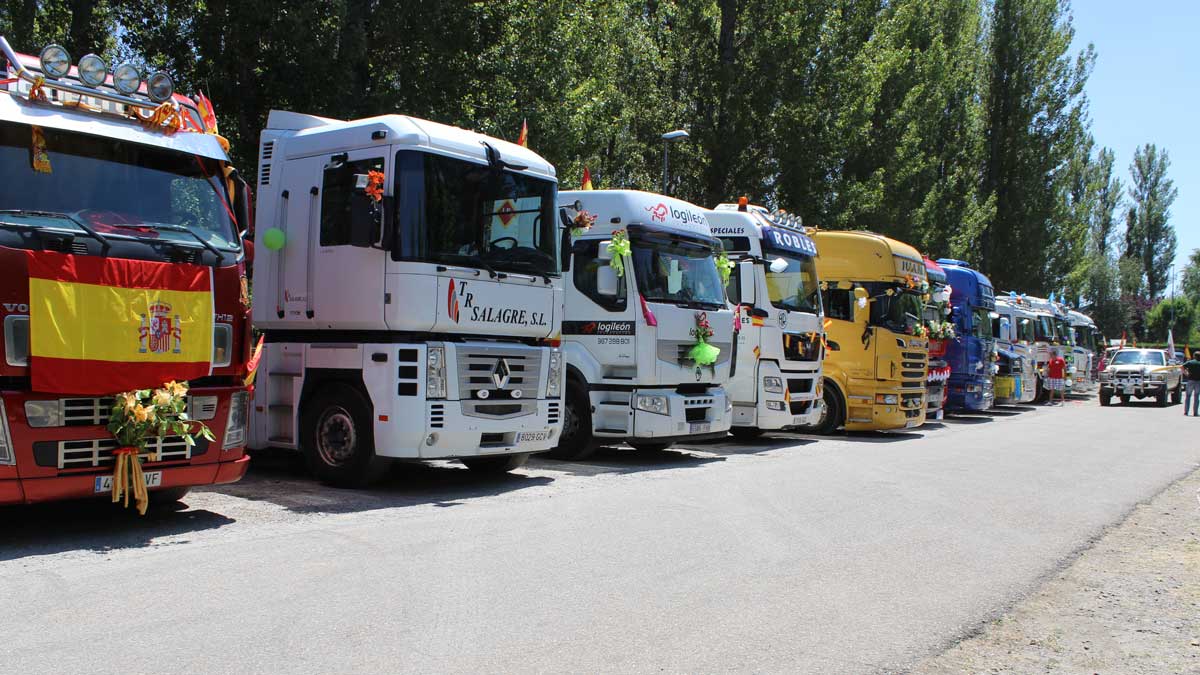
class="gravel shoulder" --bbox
[912,465,1200,675]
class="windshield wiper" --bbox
[496,260,553,284]
[0,209,111,250]
[437,253,499,278]
[145,222,224,259]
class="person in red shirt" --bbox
[1046,348,1067,405]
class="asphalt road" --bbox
[2,396,1197,674]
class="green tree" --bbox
[1123,143,1177,300]
[1181,249,1200,303]
[978,0,1093,293]
[1144,297,1195,345]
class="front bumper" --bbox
[1,454,248,505]
[843,386,926,432]
[1101,379,1166,398]
[734,368,822,431]
[595,386,732,441]
[398,399,561,459]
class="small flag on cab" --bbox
[581,166,593,190]
[517,119,528,147]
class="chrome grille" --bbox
[683,396,716,423]
[57,436,192,469]
[44,397,205,427]
[657,340,733,366]
[457,345,542,401]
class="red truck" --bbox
[0,37,251,505]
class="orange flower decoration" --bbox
[365,170,385,202]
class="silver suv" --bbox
[1098,348,1182,407]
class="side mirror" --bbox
[598,240,613,262]
[348,192,379,248]
[597,264,619,297]
[738,261,756,305]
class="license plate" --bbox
[516,430,551,443]
[94,471,162,493]
[689,422,711,434]
[905,419,920,428]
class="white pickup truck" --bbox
[1098,348,1182,407]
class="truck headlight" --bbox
[212,323,233,367]
[547,348,562,398]
[763,376,784,394]
[1150,373,1165,382]
[223,391,248,449]
[24,400,62,428]
[427,346,447,399]
[1099,371,1111,381]
[635,394,670,416]
[0,400,12,465]
[966,384,982,393]
[875,393,898,405]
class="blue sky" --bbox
[1071,1,1198,291]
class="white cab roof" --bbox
[560,189,713,239]
[265,110,555,181]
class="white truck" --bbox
[708,202,824,439]
[549,190,734,460]
[248,110,564,485]
[993,297,1039,403]
[1067,309,1098,393]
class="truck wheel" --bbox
[301,383,387,488]
[811,386,844,435]
[461,453,529,474]
[545,379,596,461]
[1099,393,1111,407]
[148,486,191,505]
[729,427,764,441]
[1156,389,1167,407]
[1118,395,1128,405]
[628,441,673,452]
[1034,377,1048,403]
[1171,383,1182,404]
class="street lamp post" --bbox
[660,129,689,195]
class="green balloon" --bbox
[263,227,286,251]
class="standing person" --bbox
[1183,348,1200,416]
[1046,347,1067,405]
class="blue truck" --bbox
[936,259,997,412]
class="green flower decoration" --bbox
[688,312,721,367]
[608,230,631,278]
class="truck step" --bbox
[269,371,302,378]
[268,404,294,412]
[267,436,295,445]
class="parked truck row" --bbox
[0,39,1116,503]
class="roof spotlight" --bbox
[77,54,108,87]
[112,62,141,95]
[146,71,174,103]
[39,44,71,79]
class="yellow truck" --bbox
[809,231,929,432]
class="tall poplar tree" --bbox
[1123,143,1177,300]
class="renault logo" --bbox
[491,358,512,389]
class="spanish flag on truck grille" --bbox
[27,251,213,395]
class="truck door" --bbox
[311,149,390,329]
[274,155,323,322]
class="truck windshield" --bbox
[1055,319,1072,344]
[764,253,820,314]
[1035,315,1055,341]
[1017,317,1036,342]
[971,308,992,340]
[1110,350,1165,366]
[631,234,726,309]
[870,290,924,335]
[0,121,239,250]
[401,151,558,277]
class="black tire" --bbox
[300,383,387,488]
[1171,383,1182,404]
[1156,389,1167,407]
[1118,395,1128,405]
[729,426,765,441]
[460,453,530,474]
[545,379,596,461]
[628,441,673,452]
[1034,376,1048,403]
[811,384,845,435]
[1099,393,1111,407]
[148,486,191,505]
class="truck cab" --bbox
[922,258,952,421]
[992,297,1039,403]
[551,190,733,459]
[935,259,996,412]
[809,230,929,433]
[1023,295,1067,400]
[248,110,564,485]
[0,37,251,504]
[709,203,824,438]
[1067,310,1098,393]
